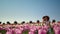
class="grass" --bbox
[22,30,29,34]
[47,28,55,34]
[0,29,7,34]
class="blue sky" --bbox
[0,0,60,23]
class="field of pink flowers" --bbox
[0,23,60,34]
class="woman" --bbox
[42,16,50,25]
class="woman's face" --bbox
[43,17,48,21]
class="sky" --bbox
[0,0,60,23]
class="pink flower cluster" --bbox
[52,24,60,34]
[0,23,60,34]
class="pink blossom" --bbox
[14,28,22,34]
[38,29,47,34]
[29,31,34,34]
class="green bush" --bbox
[0,30,7,34]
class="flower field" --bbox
[0,23,60,34]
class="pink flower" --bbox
[38,29,47,34]
[6,31,12,34]
[14,28,22,34]
[38,29,42,34]
[36,26,42,30]
[0,27,3,30]
[6,29,13,34]
[29,31,34,34]
[53,25,60,34]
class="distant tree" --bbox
[52,19,56,23]
[37,20,40,23]
[3,23,5,25]
[14,21,18,24]
[0,21,1,24]
[7,21,10,24]
[29,21,33,23]
[21,21,25,24]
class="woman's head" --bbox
[42,16,50,21]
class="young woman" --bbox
[42,16,51,25]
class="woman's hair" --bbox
[42,16,50,21]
